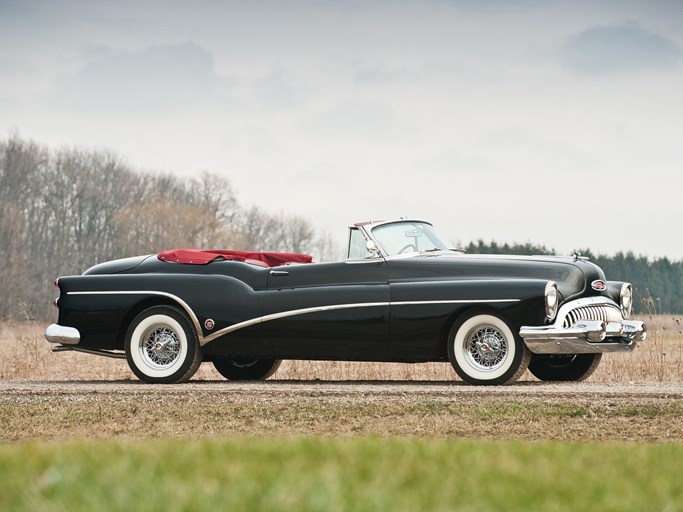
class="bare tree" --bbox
[277,213,315,254]
[0,134,335,319]
[308,230,342,262]
[234,205,279,251]
[0,134,49,317]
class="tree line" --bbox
[2,133,680,320]
[464,241,683,314]
[0,134,337,320]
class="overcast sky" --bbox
[1,0,682,258]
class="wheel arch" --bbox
[116,295,200,349]
[424,278,553,358]
[446,310,531,385]
[436,305,520,359]
[124,304,202,383]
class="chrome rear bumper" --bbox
[520,320,646,355]
[45,324,81,345]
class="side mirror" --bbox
[366,240,380,257]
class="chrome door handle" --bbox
[269,270,289,276]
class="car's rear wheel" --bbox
[125,305,202,384]
[212,357,281,381]
[528,353,602,382]
[448,313,530,385]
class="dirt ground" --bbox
[3,317,683,445]
[2,380,683,443]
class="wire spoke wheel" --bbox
[465,325,508,372]
[125,306,202,384]
[140,325,181,369]
[448,313,530,385]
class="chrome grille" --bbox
[562,304,622,328]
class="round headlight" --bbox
[620,283,633,319]
[545,281,558,320]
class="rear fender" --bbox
[56,273,263,347]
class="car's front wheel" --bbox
[448,313,530,385]
[528,353,602,382]
[212,357,281,381]
[125,305,202,384]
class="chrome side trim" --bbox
[67,291,206,345]
[392,299,519,306]
[51,345,126,359]
[67,291,519,346]
[45,324,81,345]
[204,298,520,343]
[204,302,392,342]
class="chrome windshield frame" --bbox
[356,219,447,259]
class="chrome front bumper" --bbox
[520,320,646,355]
[45,324,81,345]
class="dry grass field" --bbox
[3,316,683,511]
[1,315,680,383]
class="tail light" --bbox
[53,278,60,307]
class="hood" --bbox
[390,252,606,302]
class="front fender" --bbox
[388,278,553,359]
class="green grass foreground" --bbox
[1,437,682,512]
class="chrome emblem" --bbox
[591,280,607,291]
[204,319,215,330]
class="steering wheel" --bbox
[398,244,417,254]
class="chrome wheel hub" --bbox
[141,326,180,368]
[465,326,507,371]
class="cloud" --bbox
[308,101,407,141]
[476,127,601,174]
[436,0,541,14]
[251,68,308,110]
[353,64,420,86]
[0,0,36,19]
[235,125,293,161]
[560,22,681,76]
[54,42,224,114]
[414,149,500,176]
[291,162,352,190]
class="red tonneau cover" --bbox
[157,249,313,267]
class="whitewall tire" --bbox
[448,313,530,385]
[125,305,202,384]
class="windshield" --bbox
[370,221,450,257]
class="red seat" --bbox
[158,249,313,267]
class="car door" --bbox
[262,259,389,359]
[386,256,467,360]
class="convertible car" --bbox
[45,219,646,385]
